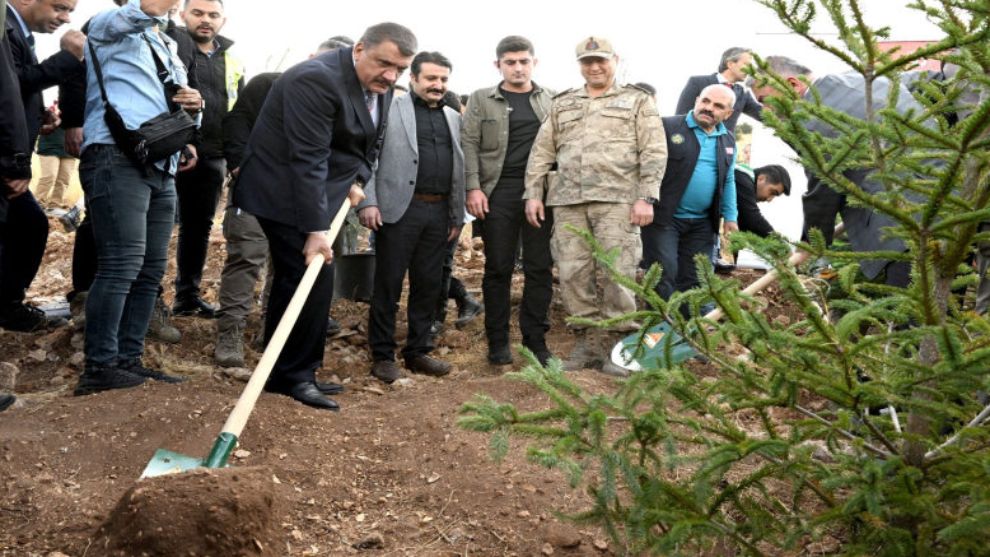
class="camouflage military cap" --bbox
[575,36,615,60]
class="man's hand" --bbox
[172,87,204,114]
[4,178,30,199]
[60,30,85,61]
[303,231,334,265]
[723,221,739,235]
[525,199,546,228]
[466,189,489,220]
[229,167,239,178]
[64,127,83,157]
[358,206,382,231]
[629,199,654,227]
[447,225,462,243]
[347,183,366,207]
[39,108,61,136]
[178,144,197,172]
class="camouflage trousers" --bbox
[551,202,640,332]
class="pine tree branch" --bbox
[924,402,990,460]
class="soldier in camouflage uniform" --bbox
[524,36,667,376]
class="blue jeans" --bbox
[80,145,176,366]
[642,217,715,300]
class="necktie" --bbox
[26,33,36,53]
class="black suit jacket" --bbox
[735,169,774,237]
[1,13,31,222]
[233,47,390,233]
[674,73,762,132]
[4,6,84,146]
[653,114,736,229]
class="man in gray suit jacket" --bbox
[752,55,923,286]
[358,51,465,384]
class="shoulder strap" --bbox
[86,39,111,106]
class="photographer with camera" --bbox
[74,0,203,396]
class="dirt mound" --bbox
[95,466,281,557]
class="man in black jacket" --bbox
[1,0,84,332]
[234,23,416,410]
[735,164,790,237]
[166,0,243,318]
[643,84,739,303]
[1,5,29,409]
[675,46,762,132]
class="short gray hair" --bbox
[718,47,751,72]
[317,35,354,53]
[359,22,418,57]
[764,55,812,78]
[700,83,736,107]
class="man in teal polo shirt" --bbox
[642,84,738,303]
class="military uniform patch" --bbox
[671,133,685,145]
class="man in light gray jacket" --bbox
[358,51,465,384]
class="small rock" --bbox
[0,362,18,390]
[544,523,582,548]
[364,386,385,396]
[233,449,251,459]
[773,314,791,327]
[70,333,84,350]
[69,352,85,368]
[346,334,367,346]
[517,510,531,518]
[27,349,47,363]
[46,552,71,557]
[541,543,554,555]
[426,473,441,484]
[353,532,385,550]
[394,377,415,387]
[221,367,252,382]
[593,538,609,551]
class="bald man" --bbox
[642,84,739,303]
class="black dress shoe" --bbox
[0,393,15,412]
[173,296,218,318]
[523,338,554,367]
[286,382,339,411]
[713,259,736,275]
[74,364,146,396]
[454,297,483,329]
[326,317,342,337]
[118,359,185,384]
[429,320,444,337]
[371,360,402,384]
[315,381,344,395]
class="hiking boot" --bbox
[173,296,218,318]
[599,332,631,377]
[117,358,185,384]
[429,320,444,337]
[215,321,245,368]
[147,296,181,343]
[0,303,58,333]
[563,329,604,372]
[73,363,146,396]
[59,205,82,233]
[404,354,451,377]
[371,360,402,384]
[69,291,87,331]
[454,294,483,329]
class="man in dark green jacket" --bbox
[462,35,555,366]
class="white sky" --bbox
[32,0,942,242]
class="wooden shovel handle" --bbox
[219,200,352,438]
[703,223,844,322]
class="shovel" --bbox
[611,225,843,372]
[140,199,353,478]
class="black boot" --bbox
[74,363,146,396]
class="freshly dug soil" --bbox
[95,466,280,557]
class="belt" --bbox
[412,193,448,202]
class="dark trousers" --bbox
[81,145,176,366]
[435,237,467,323]
[69,208,96,301]
[257,216,335,387]
[369,198,447,362]
[175,156,225,301]
[643,217,715,300]
[481,187,553,347]
[0,191,48,309]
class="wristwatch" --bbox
[638,196,658,204]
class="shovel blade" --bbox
[611,322,697,372]
[140,448,205,479]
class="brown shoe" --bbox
[404,354,451,377]
[371,360,402,384]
